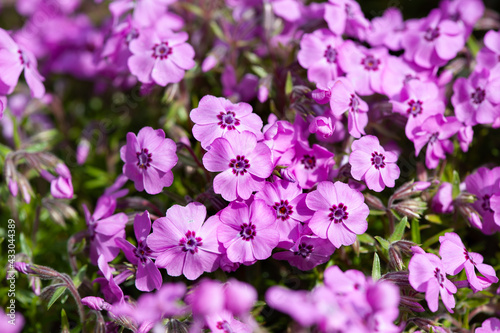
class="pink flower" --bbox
[190,95,263,149]
[147,202,221,280]
[224,278,257,316]
[477,30,500,71]
[217,200,279,264]
[297,29,343,86]
[120,126,178,195]
[349,135,400,192]
[381,55,429,98]
[202,130,273,202]
[0,28,45,98]
[431,182,454,214]
[439,232,498,292]
[306,181,369,247]
[476,318,500,333]
[40,163,74,199]
[366,8,406,50]
[128,28,195,86]
[328,78,369,138]
[324,0,369,40]
[408,250,457,313]
[115,211,162,291]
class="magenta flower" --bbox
[306,181,369,247]
[265,286,319,327]
[94,254,124,304]
[329,78,369,138]
[402,9,465,69]
[324,0,370,40]
[202,130,273,202]
[40,163,74,199]
[190,95,263,149]
[381,55,429,98]
[147,202,220,280]
[297,29,343,86]
[205,311,251,333]
[218,200,279,264]
[273,234,335,271]
[439,232,498,292]
[120,126,178,195]
[408,250,457,313]
[411,114,461,169]
[476,318,500,333]
[431,182,454,214]
[477,30,500,71]
[0,28,45,98]
[224,278,257,316]
[349,135,400,192]
[366,7,406,50]
[440,0,484,35]
[128,28,195,86]
[115,211,162,292]
[0,309,24,333]
[254,178,312,243]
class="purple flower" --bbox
[120,126,178,195]
[431,182,454,214]
[439,0,484,35]
[115,211,162,291]
[287,142,335,189]
[0,309,24,333]
[221,65,258,102]
[349,135,400,192]
[265,286,319,327]
[147,202,220,280]
[306,181,369,247]
[0,28,45,98]
[439,232,498,292]
[381,55,429,98]
[190,95,263,149]
[128,28,195,86]
[477,30,500,71]
[205,311,251,333]
[324,0,369,40]
[203,130,273,202]
[224,278,257,316]
[366,7,406,51]
[476,318,500,333]
[297,29,343,86]
[218,200,279,264]
[328,78,369,138]
[40,163,74,199]
[94,255,124,304]
[402,9,465,69]
[254,178,312,243]
[408,250,457,313]
[411,114,461,169]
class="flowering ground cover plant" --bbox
[1,0,500,332]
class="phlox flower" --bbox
[439,232,498,292]
[147,202,220,280]
[190,95,263,149]
[115,211,162,292]
[439,0,484,36]
[408,249,457,313]
[324,0,370,40]
[477,30,500,71]
[306,181,369,248]
[366,7,406,51]
[202,130,273,202]
[262,117,295,166]
[94,254,125,304]
[120,126,178,195]
[349,135,400,192]
[218,200,279,264]
[476,318,500,333]
[431,182,454,214]
[40,163,74,199]
[381,55,430,98]
[205,311,251,333]
[128,28,195,86]
[265,286,319,327]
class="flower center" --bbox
[471,87,486,104]
[329,203,349,223]
[434,267,445,288]
[216,321,232,333]
[18,50,30,67]
[179,231,203,254]
[407,100,423,117]
[217,111,240,130]
[239,223,256,241]
[152,42,172,59]
[301,154,316,170]
[273,200,293,221]
[136,148,152,170]
[294,242,314,258]
[371,151,386,169]
[482,194,493,213]
[229,155,250,176]
[463,248,476,265]
[424,27,440,41]
[134,241,153,265]
[361,55,380,71]
[349,94,360,112]
[428,132,439,145]
[324,45,337,64]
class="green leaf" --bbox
[20,233,32,258]
[209,21,226,41]
[411,219,421,244]
[0,142,12,157]
[389,216,408,243]
[452,170,461,199]
[72,265,87,289]
[251,65,268,78]
[372,253,381,281]
[357,233,375,246]
[422,228,454,249]
[374,236,390,250]
[61,309,70,333]
[368,210,386,216]
[425,214,442,224]
[48,286,67,310]
[466,35,480,57]
[285,71,293,95]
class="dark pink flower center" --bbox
[217,111,240,130]
[349,94,360,112]
[229,155,250,176]
[434,267,445,288]
[294,242,314,258]
[216,321,232,333]
[428,132,439,145]
[134,240,153,265]
[239,223,256,241]
[273,200,293,221]
[179,230,203,254]
[424,27,440,41]
[482,194,493,212]
[361,55,380,71]
[371,151,386,169]
[407,99,423,117]
[471,87,486,104]
[324,45,337,64]
[152,42,172,60]
[463,248,477,265]
[301,154,316,170]
[329,203,349,223]
[18,50,29,67]
[136,148,152,170]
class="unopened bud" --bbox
[364,193,385,211]
[165,319,189,333]
[400,295,425,313]
[392,240,417,256]
[380,271,410,288]
[388,246,404,271]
